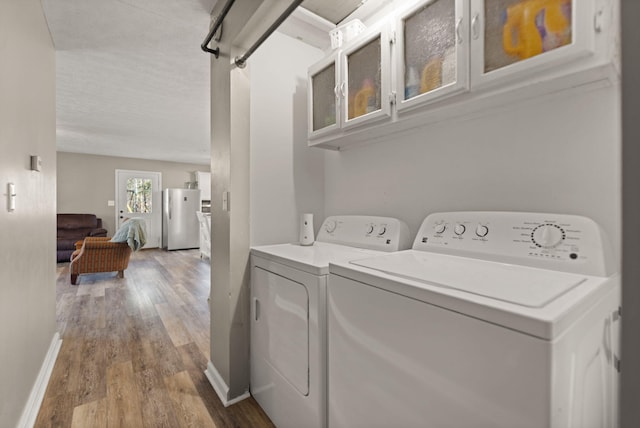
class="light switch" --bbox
[30,155,42,172]
[7,183,16,211]
[222,191,229,211]
[107,200,115,207]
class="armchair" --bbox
[69,237,132,285]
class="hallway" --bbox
[35,249,273,427]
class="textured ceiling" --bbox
[42,0,216,165]
[41,0,365,165]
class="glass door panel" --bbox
[126,178,153,214]
[311,63,337,132]
[471,0,591,89]
[346,36,382,121]
[403,0,457,100]
[396,0,468,113]
[484,0,572,73]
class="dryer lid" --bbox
[350,251,588,308]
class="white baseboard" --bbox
[18,332,62,428]
[204,360,250,407]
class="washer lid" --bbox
[350,252,587,308]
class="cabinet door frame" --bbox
[308,52,341,140]
[340,23,393,130]
[470,0,597,90]
[395,0,470,114]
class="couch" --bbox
[57,214,108,262]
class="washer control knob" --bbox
[378,225,387,236]
[532,224,565,249]
[366,224,375,235]
[324,220,337,233]
[434,223,446,234]
[475,225,489,237]
[454,224,466,236]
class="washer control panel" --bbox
[317,215,412,252]
[414,212,615,276]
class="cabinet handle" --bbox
[340,82,346,98]
[472,13,480,40]
[456,17,463,44]
[334,85,339,99]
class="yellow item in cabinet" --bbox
[352,78,375,119]
[420,57,443,94]
[502,0,571,60]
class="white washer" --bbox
[250,215,411,428]
[328,212,620,428]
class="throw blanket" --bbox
[111,217,147,251]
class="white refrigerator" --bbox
[162,188,201,250]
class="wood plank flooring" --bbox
[36,249,275,428]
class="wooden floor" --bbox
[36,249,275,428]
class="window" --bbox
[126,178,152,213]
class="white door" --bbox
[115,169,162,249]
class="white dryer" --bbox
[328,211,620,428]
[250,215,411,428]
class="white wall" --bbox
[325,83,621,261]
[0,0,57,425]
[250,32,325,245]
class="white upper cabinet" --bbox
[195,171,211,201]
[308,52,341,140]
[395,0,469,113]
[307,0,617,149]
[470,0,599,89]
[341,24,392,129]
[308,24,392,142]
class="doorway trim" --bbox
[115,169,163,249]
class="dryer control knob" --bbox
[434,223,446,234]
[454,224,466,235]
[366,224,375,235]
[324,220,337,233]
[378,225,387,236]
[475,225,489,237]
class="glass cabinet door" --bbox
[308,54,340,139]
[471,0,596,88]
[396,0,469,112]
[342,26,391,129]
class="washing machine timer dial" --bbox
[531,224,566,249]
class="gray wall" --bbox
[0,0,57,425]
[621,0,640,425]
[57,152,210,235]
